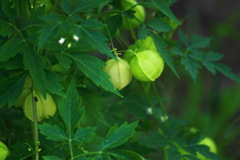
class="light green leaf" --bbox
[79,88,110,127]
[100,121,138,150]
[73,126,96,143]
[0,39,22,62]
[145,18,172,32]
[23,44,47,98]
[45,70,65,96]
[58,79,83,134]
[38,123,68,141]
[150,32,179,78]
[70,54,122,97]
[151,0,180,24]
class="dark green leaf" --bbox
[214,63,240,82]
[139,132,168,147]
[0,54,23,70]
[109,150,146,160]
[150,32,179,78]
[42,156,62,160]
[0,73,27,107]
[70,54,122,97]
[60,0,71,14]
[38,24,59,52]
[45,70,65,96]
[102,14,122,39]
[123,10,135,19]
[181,55,201,82]
[55,53,72,69]
[0,39,22,62]
[100,121,138,150]
[81,19,106,29]
[39,13,60,23]
[81,28,114,58]
[72,0,106,14]
[179,30,189,47]
[58,79,83,134]
[23,44,47,98]
[79,88,110,127]
[171,47,185,56]
[145,18,172,32]
[151,0,180,24]
[38,123,68,141]
[73,126,96,143]
[190,35,212,49]
[138,24,149,40]
[0,15,13,38]
[1,0,18,22]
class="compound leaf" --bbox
[73,126,97,143]
[145,18,172,32]
[72,0,106,14]
[38,123,68,141]
[0,39,22,62]
[109,150,146,160]
[45,70,65,96]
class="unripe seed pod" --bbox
[130,50,164,82]
[0,141,9,160]
[103,57,132,90]
[23,91,56,121]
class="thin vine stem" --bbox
[151,82,168,122]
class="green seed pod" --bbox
[103,57,132,90]
[121,0,146,30]
[130,50,164,82]
[0,141,9,160]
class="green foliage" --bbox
[0,0,239,160]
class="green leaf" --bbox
[81,28,114,58]
[38,24,59,52]
[138,24,149,40]
[73,126,96,143]
[1,0,18,22]
[39,13,60,23]
[139,132,168,147]
[179,30,189,47]
[45,70,65,96]
[100,121,138,150]
[189,34,212,49]
[109,150,145,160]
[23,44,47,98]
[145,18,172,32]
[0,54,23,70]
[181,55,201,82]
[70,54,122,97]
[81,19,106,29]
[42,156,62,160]
[79,88,110,127]
[150,32,179,78]
[214,63,240,82]
[0,73,27,107]
[55,53,72,69]
[102,14,122,39]
[0,16,14,38]
[151,0,180,24]
[38,123,68,141]
[60,0,71,14]
[171,47,185,56]
[72,0,106,14]
[58,79,83,134]
[0,39,22,62]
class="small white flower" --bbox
[73,35,79,41]
[146,107,153,115]
[40,4,44,7]
[58,38,65,44]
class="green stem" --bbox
[31,90,39,160]
[69,139,74,160]
[139,81,158,123]
[151,82,168,122]
[73,151,105,159]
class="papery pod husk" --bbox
[103,57,132,90]
[130,50,164,82]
